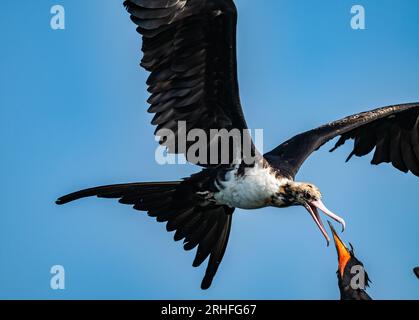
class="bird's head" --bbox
[279,181,322,204]
[328,221,371,300]
[277,181,345,245]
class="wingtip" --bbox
[345,151,355,163]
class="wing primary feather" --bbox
[265,103,419,178]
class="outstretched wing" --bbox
[264,103,419,179]
[124,0,253,166]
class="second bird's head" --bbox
[275,181,346,245]
[328,221,372,300]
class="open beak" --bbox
[328,221,351,277]
[304,199,346,246]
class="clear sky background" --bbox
[1,0,418,299]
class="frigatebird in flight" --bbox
[56,0,419,289]
[328,222,372,300]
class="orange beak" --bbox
[328,221,351,277]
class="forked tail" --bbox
[56,180,233,289]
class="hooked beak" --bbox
[328,221,351,277]
[303,199,346,246]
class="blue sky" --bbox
[1,0,418,299]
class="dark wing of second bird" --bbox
[265,103,419,179]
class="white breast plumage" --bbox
[214,165,287,209]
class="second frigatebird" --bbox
[329,222,372,300]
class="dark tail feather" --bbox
[56,179,234,290]
[200,213,232,289]
[55,182,180,205]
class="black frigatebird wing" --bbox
[124,0,256,166]
[264,103,419,179]
[414,267,419,279]
[57,0,251,290]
